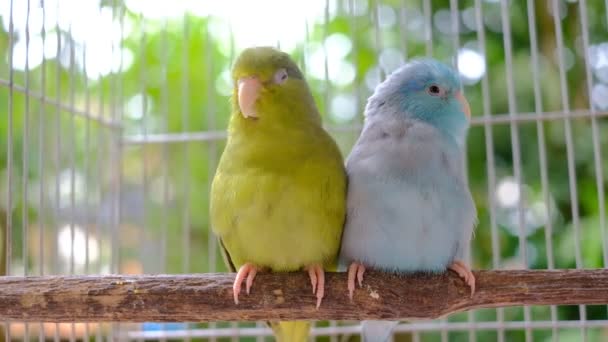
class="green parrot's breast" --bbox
[211,135,346,272]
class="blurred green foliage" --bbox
[1,0,608,341]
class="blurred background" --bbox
[1,0,608,341]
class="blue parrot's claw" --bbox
[448,260,476,297]
[347,262,366,300]
[307,264,325,309]
[233,263,258,305]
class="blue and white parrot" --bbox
[339,59,477,342]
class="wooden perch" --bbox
[1,270,607,322]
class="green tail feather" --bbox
[269,321,311,342]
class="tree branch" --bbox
[1,270,607,322]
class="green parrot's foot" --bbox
[233,263,258,305]
[448,260,475,297]
[306,264,325,309]
[347,262,366,300]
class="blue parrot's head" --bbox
[365,58,471,144]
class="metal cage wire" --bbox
[1,0,608,341]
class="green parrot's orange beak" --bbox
[456,91,471,120]
[238,77,262,119]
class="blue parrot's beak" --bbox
[237,77,262,119]
[456,91,471,120]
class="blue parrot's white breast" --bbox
[340,116,476,272]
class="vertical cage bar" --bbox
[52,28,65,341]
[398,0,408,60]
[4,0,14,336]
[449,0,460,63]
[498,1,532,342]
[23,0,31,279]
[349,0,362,121]
[526,1,558,340]
[95,20,106,342]
[82,42,91,342]
[372,0,385,82]
[119,2,126,340]
[474,1,503,340]
[227,18,238,342]
[67,25,77,342]
[579,0,607,270]
[160,18,169,277]
[94,131,103,342]
[300,17,309,75]
[38,2,48,340]
[5,0,14,281]
[324,2,336,340]
[526,0,553,258]
[181,13,191,278]
[159,19,171,342]
[117,2,126,269]
[499,1,526,266]
[93,9,107,341]
[108,9,117,277]
[322,0,331,114]
[422,0,433,57]
[550,0,582,267]
[68,26,76,278]
[205,14,219,342]
[181,12,192,342]
[228,18,235,69]
[578,0,608,325]
[53,0,62,284]
[38,0,46,276]
[226,18,238,340]
[550,1,586,340]
[109,0,124,340]
[227,16,241,342]
[449,1,475,341]
[138,12,149,281]
[412,331,421,342]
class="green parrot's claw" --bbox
[233,263,258,305]
[307,264,325,309]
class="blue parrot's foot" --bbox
[233,263,258,305]
[306,264,325,309]
[347,262,366,300]
[448,260,475,297]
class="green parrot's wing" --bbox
[219,237,236,272]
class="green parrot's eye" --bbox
[273,68,289,84]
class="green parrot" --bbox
[210,46,346,341]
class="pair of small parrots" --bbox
[210,47,477,342]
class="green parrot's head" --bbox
[231,46,319,124]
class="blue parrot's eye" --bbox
[426,84,445,96]
[274,68,289,84]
